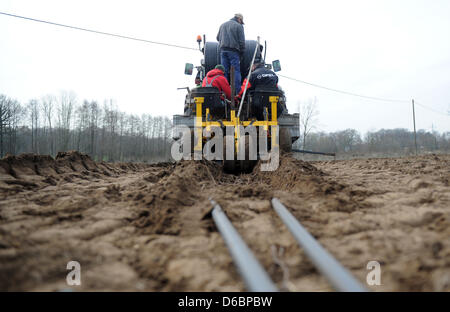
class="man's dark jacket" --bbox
[238,65,278,97]
[217,17,245,54]
[248,65,279,89]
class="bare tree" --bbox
[0,95,13,157]
[57,91,76,151]
[41,95,55,155]
[2,90,450,161]
[7,99,24,155]
[334,129,362,152]
[28,99,40,153]
[103,99,119,161]
[88,101,100,158]
[118,111,127,161]
[75,101,90,152]
[1,92,179,161]
[299,98,319,150]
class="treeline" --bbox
[1,92,449,162]
[0,92,173,162]
[296,128,450,155]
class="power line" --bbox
[279,73,449,117]
[0,11,198,51]
[414,101,449,117]
[2,11,449,118]
[278,74,409,103]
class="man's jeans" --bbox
[220,50,241,94]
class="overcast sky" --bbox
[1,0,449,134]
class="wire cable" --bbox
[280,72,449,116]
[414,101,449,117]
[2,11,449,117]
[278,74,409,103]
[279,74,449,117]
[0,11,198,51]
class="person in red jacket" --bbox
[202,65,231,100]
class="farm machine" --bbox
[173,36,299,172]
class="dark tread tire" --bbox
[204,42,220,74]
[280,127,292,153]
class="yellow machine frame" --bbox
[193,96,279,154]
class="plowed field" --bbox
[0,152,449,291]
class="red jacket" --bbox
[202,69,231,99]
[237,79,251,98]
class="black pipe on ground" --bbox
[292,149,336,157]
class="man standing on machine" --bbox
[217,13,245,94]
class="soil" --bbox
[0,151,449,291]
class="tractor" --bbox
[173,36,299,173]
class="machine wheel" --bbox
[280,127,292,153]
[223,160,236,173]
[203,40,262,79]
[222,134,257,174]
[204,42,220,74]
[222,135,235,173]
[240,40,262,78]
[239,160,257,173]
[224,160,256,174]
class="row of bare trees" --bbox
[296,128,450,155]
[295,99,450,155]
[0,92,173,162]
[1,92,448,161]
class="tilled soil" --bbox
[0,151,449,291]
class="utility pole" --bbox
[412,99,418,155]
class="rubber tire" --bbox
[280,127,292,153]
[222,134,257,174]
[239,133,257,173]
[204,40,262,79]
[240,40,262,78]
[204,42,220,74]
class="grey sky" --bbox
[1,0,449,134]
